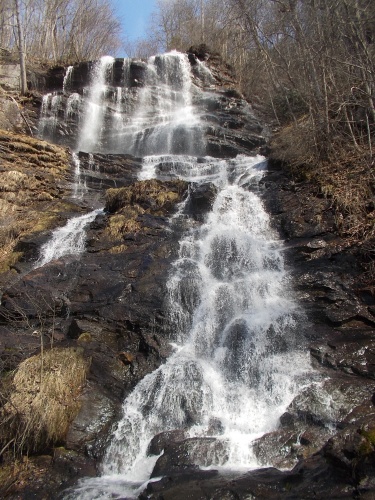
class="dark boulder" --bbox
[187,182,217,220]
[151,437,229,478]
[147,429,187,456]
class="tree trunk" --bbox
[14,0,27,95]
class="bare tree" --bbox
[1,0,122,65]
[13,0,27,94]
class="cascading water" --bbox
[78,56,115,152]
[71,152,87,198]
[68,154,311,500]
[63,65,74,92]
[36,208,102,268]
[124,52,204,156]
[39,52,205,156]
[36,51,314,499]
[37,92,62,138]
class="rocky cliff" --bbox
[0,48,374,499]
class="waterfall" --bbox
[34,51,314,499]
[67,159,311,500]
[63,65,74,92]
[126,51,204,156]
[78,56,115,152]
[37,92,62,138]
[36,209,102,268]
[71,152,87,198]
[104,155,308,468]
[39,52,205,156]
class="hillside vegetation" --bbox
[0,130,77,276]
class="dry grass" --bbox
[0,129,73,272]
[0,347,90,455]
[109,244,128,254]
[271,120,375,240]
[107,213,142,238]
[105,179,187,215]
[0,455,51,497]
[105,179,188,240]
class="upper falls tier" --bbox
[37,50,265,157]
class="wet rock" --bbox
[52,447,97,482]
[68,318,86,339]
[282,377,373,428]
[147,429,187,456]
[151,437,229,478]
[187,182,217,220]
[310,330,375,378]
[75,152,142,194]
[65,381,117,457]
[207,417,225,436]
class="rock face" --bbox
[0,48,374,500]
[33,49,265,157]
[133,159,375,500]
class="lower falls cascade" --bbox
[34,51,317,499]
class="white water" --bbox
[63,65,74,92]
[36,209,102,267]
[78,56,115,152]
[39,52,205,156]
[37,92,61,137]
[125,51,204,156]
[71,152,87,198]
[66,156,311,500]
[35,52,314,499]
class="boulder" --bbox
[151,437,229,478]
[147,429,187,456]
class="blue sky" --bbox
[111,0,157,43]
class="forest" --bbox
[1,0,375,250]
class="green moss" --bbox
[77,332,92,343]
[359,428,375,456]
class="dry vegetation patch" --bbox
[0,347,90,455]
[271,122,375,242]
[105,179,187,214]
[105,179,188,239]
[0,129,72,272]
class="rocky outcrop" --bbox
[133,159,375,500]
[0,130,74,283]
[1,48,374,499]
[0,172,225,467]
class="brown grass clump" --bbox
[0,347,90,455]
[106,210,142,239]
[105,179,187,214]
[104,179,188,240]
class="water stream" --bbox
[36,209,103,268]
[37,52,313,499]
